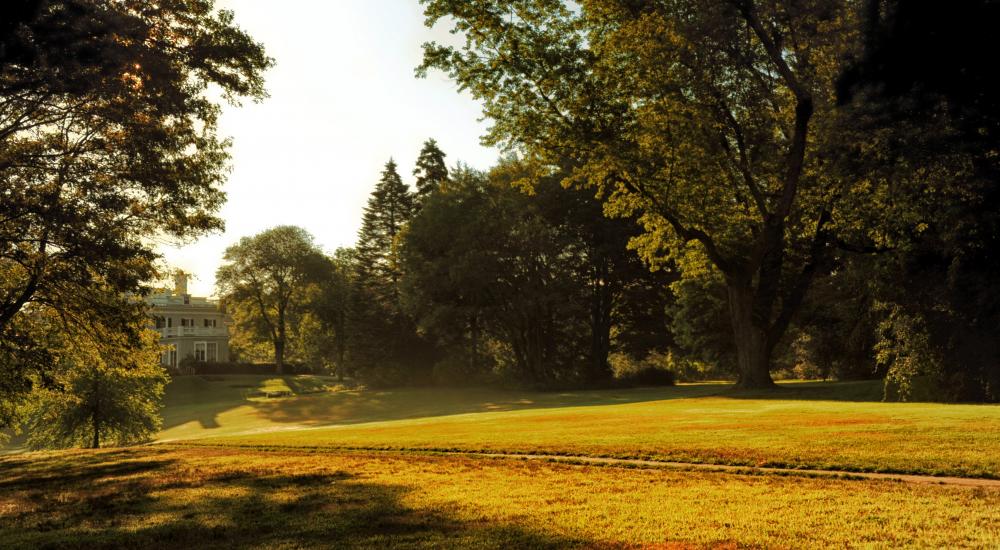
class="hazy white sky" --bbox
[159,0,497,296]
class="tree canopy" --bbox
[0,0,272,417]
[216,226,330,373]
[417,0,891,388]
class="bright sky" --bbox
[159,0,497,297]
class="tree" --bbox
[298,248,354,379]
[355,159,415,300]
[0,0,272,418]
[401,160,674,387]
[22,315,167,449]
[413,138,449,207]
[419,0,866,388]
[217,226,329,373]
[351,160,429,383]
[835,0,1000,400]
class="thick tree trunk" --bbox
[727,284,777,389]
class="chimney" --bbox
[173,270,189,296]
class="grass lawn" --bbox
[158,376,1000,478]
[1,447,997,549]
[3,376,999,548]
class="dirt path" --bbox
[417,450,1000,488]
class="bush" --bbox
[174,360,313,376]
[431,353,496,387]
[611,352,676,387]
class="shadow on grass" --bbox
[0,450,593,549]
[721,380,885,403]
[156,375,732,437]
[155,375,890,442]
[244,383,730,429]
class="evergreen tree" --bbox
[355,159,415,301]
[351,160,426,383]
[413,139,449,208]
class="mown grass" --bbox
[0,447,997,549]
[159,377,1000,478]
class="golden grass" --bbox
[0,447,997,549]
[167,380,1000,478]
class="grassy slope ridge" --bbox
[159,376,1000,478]
[1,447,997,549]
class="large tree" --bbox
[0,0,271,413]
[216,226,329,373]
[350,160,429,383]
[418,0,868,388]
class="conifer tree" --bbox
[355,159,415,301]
[351,160,425,383]
[413,139,449,208]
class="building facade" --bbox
[147,272,231,368]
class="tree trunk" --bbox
[274,338,285,375]
[589,257,614,383]
[91,412,100,449]
[469,312,480,372]
[727,283,777,389]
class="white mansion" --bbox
[147,271,231,368]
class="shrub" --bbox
[611,352,676,388]
[174,360,313,376]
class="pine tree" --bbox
[355,159,415,301]
[350,160,424,382]
[413,139,449,208]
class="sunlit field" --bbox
[1,447,998,549]
[2,376,999,548]
[159,376,1000,478]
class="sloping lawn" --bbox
[169,379,1000,478]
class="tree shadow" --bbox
[244,383,731,429]
[719,380,886,403]
[153,375,891,444]
[0,450,598,549]
[153,375,730,438]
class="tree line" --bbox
[221,0,1000,402]
[3,0,1000,451]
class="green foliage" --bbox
[417,0,876,388]
[608,351,676,387]
[350,160,429,383]
[401,159,674,388]
[22,320,167,449]
[413,138,449,208]
[217,226,331,372]
[876,305,949,402]
[0,0,271,421]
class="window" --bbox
[167,317,173,328]
[154,316,165,329]
[203,319,217,328]
[194,342,207,362]
[207,342,218,362]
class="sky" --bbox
[159,0,498,297]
